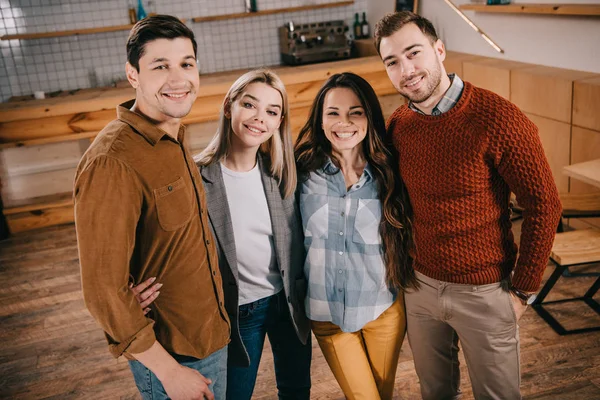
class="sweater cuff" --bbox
[108,321,156,359]
[511,269,543,293]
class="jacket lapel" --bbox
[200,162,239,281]
[258,156,288,275]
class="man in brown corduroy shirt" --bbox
[74,15,229,400]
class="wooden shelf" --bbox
[459,3,600,16]
[192,1,354,23]
[1,24,135,41]
[1,19,186,41]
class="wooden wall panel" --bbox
[573,76,600,132]
[570,126,600,194]
[187,121,219,153]
[511,66,595,123]
[379,94,406,120]
[463,59,532,100]
[527,113,571,193]
[443,52,485,76]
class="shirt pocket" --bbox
[154,176,193,231]
[299,193,329,239]
[352,198,382,245]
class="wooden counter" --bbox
[0,56,405,233]
[2,52,598,234]
[0,56,397,145]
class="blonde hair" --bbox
[195,69,296,198]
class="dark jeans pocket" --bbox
[239,301,258,320]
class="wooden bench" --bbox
[531,229,600,335]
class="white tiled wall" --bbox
[0,0,369,102]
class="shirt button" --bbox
[341,211,345,216]
[339,231,343,236]
[338,288,342,292]
[220,301,223,306]
[168,186,173,191]
[287,296,291,303]
[281,269,285,277]
[342,194,346,198]
[338,251,343,255]
[213,270,216,276]
[338,269,343,274]
[206,239,210,245]
[355,185,360,189]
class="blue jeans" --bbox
[128,346,227,400]
[227,290,311,400]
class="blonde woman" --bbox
[134,69,311,400]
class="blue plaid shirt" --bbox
[409,74,464,116]
[298,159,395,332]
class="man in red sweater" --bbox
[374,11,562,400]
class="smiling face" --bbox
[228,82,283,152]
[379,23,446,105]
[126,37,199,123]
[321,87,368,156]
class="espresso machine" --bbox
[278,20,352,66]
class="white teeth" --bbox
[336,132,354,139]
[247,126,262,134]
[406,77,422,87]
[164,93,186,98]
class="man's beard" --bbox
[399,63,443,104]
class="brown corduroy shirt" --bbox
[74,100,230,360]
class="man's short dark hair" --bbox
[374,12,439,55]
[126,15,197,71]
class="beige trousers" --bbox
[406,271,521,400]
[311,297,406,400]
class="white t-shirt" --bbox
[221,162,283,305]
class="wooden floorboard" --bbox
[0,222,599,399]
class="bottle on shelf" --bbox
[147,0,157,16]
[353,13,361,39]
[128,0,137,24]
[245,0,258,12]
[137,0,147,21]
[361,12,370,39]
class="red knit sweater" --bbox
[388,82,562,292]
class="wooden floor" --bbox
[1,222,599,399]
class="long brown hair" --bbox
[294,72,417,290]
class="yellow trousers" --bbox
[311,296,406,400]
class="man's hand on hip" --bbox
[509,292,529,321]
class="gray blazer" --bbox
[200,155,310,367]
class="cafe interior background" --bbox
[0,0,599,399]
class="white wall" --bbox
[419,0,600,73]
[368,0,395,31]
